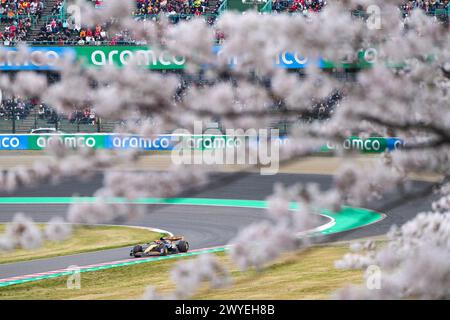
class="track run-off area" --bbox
[0,196,383,287]
[0,171,437,289]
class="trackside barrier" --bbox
[320,137,404,153]
[0,134,403,153]
[0,46,388,71]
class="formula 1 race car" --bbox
[130,236,190,257]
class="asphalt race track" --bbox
[0,173,437,280]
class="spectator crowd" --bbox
[0,98,99,132]
[401,0,450,24]
[32,0,216,45]
[273,0,450,21]
[1,0,218,45]
[0,97,33,120]
[134,0,210,16]
[273,0,326,13]
[68,108,97,125]
[0,0,45,45]
[38,104,97,125]
[1,0,449,46]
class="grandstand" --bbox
[1,0,223,46]
[0,99,118,134]
[36,0,224,45]
[0,0,449,134]
[2,1,449,46]
[0,0,47,45]
[1,0,448,46]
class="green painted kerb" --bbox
[0,197,384,288]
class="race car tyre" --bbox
[133,245,143,254]
[177,241,189,253]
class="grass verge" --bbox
[0,224,163,265]
[0,243,363,300]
